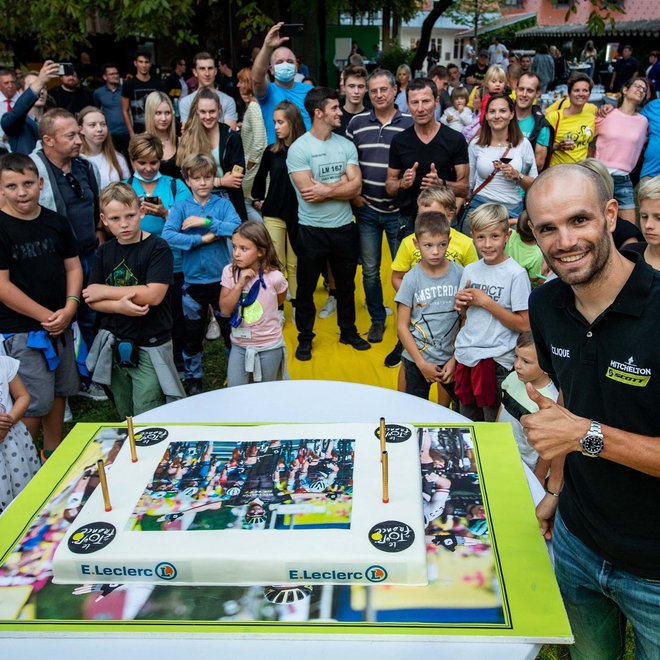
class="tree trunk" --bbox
[410,0,453,73]
[382,1,391,49]
[317,0,328,85]
[392,11,400,43]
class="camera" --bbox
[57,63,75,76]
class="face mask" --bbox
[273,62,296,83]
[133,171,162,183]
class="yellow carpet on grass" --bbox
[282,239,441,404]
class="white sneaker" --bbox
[64,399,73,423]
[77,381,108,401]
[319,295,337,319]
[205,316,221,340]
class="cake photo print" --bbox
[128,439,355,532]
[0,422,570,644]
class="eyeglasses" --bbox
[64,172,83,198]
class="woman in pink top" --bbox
[593,77,649,224]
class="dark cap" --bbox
[478,49,489,57]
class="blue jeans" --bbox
[611,174,635,210]
[356,205,399,324]
[554,510,660,659]
[78,252,97,357]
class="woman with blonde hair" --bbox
[78,106,130,188]
[395,64,412,113]
[144,91,180,179]
[177,87,247,221]
[236,67,267,222]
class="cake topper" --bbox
[96,459,112,512]
[126,417,138,463]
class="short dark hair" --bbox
[0,68,15,79]
[193,52,216,68]
[447,63,459,72]
[135,50,151,61]
[406,77,438,100]
[0,152,38,177]
[567,71,594,93]
[414,211,450,238]
[343,65,367,81]
[304,86,339,118]
[428,65,448,80]
[102,63,119,75]
[518,71,540,90]
[516,210,535,243]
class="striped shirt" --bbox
[346,109,413,213]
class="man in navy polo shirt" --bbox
[522,164,660,658]
[346,68,413,344]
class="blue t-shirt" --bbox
[640,100,660,178]
[126,175,192,273]
[93,85,128,136]
[518,114,550,147]
[256,81,311,144]
[286,131,359,229]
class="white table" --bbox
[1,382,546,659]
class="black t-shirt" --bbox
[121,76,165,132]
[465,63,488,83]
[0,207,79,332]
[252,147,298,230]
[613,216,644,249]
[90,234,173,346]
[529,253,660,579]
[389,124,469,216]
[50,86,92,116]
[335,107,364,138]
[613,56,640,91]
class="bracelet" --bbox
[204,217,212,227]
[66,295,81,305]
[546,488,561,498]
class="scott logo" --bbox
[155,562,177,580]
[365,565,388,583]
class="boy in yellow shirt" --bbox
[386,185,479,403]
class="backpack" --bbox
[528,108,555,171]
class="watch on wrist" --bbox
[517,171,524,181]
[579,420,604,458]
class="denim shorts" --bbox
[611,173,635,210]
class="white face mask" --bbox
[273,62,296,83]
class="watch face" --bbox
[581,434,603,456]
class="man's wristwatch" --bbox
[579,420,604,458]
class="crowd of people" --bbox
[0,23,658,657]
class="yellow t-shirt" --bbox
[544,97,597,116]
[391,229,478,272]
[546,108,595,166]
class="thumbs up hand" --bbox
[520,383,590,460]
[401,161,418,190]
[421,162,441,189]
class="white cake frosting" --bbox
[53,424,427,587]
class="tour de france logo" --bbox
[369,521,416,553]
[374,424,412,444]
[365,565,388,583]
[154,562,178,580]
[133,427,169,446]
[68,523,116,554]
